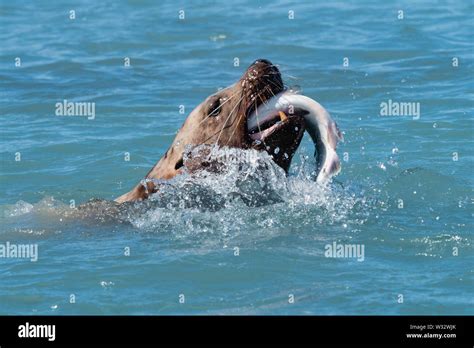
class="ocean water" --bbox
[0,0,473,315]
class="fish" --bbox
[247,90,343,183]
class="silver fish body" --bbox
[247,90,343,183]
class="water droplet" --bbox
[100,281,114,288]
[392,147,399,154]
[289,85,302,94]
[274,147,280,154]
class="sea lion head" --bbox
[166,59,305,171]
[116,59,307,202]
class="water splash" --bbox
[128,146,369,246]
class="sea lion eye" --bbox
[208,97,222,117]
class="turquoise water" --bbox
[1,0,473,314]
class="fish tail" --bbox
[316,147,341,183]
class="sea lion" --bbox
[115,59,341,203]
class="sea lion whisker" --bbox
[200,121,236,144]
[211,93,245,150]
[223,86,264,146]
[258,93,269,107]
[263,77,284,91]
[225,108,246,146]
[263,63,300,81]
[284,74,299,80]
[253,97,268,148]
[264,84,277,99]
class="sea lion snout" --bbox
[241,59,284,108]
[247,59,281,79]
